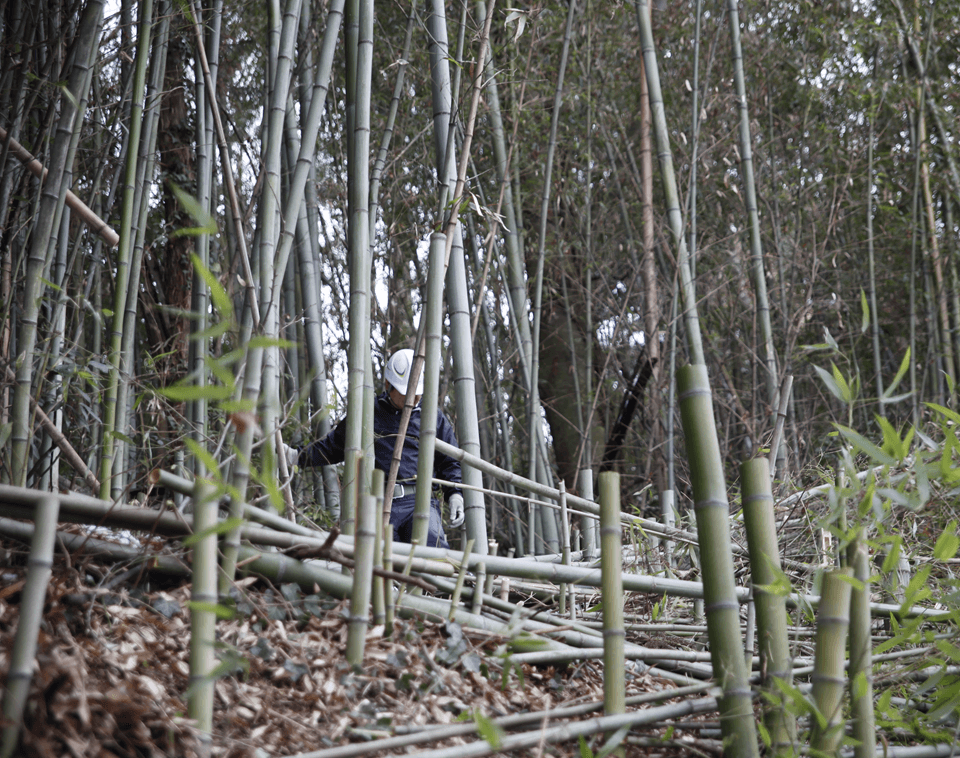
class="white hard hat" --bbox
[384,349,423,395]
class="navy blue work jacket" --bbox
[299,392,462,501]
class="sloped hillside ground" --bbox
[0,531,714,758]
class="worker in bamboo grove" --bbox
[284,349,464,548]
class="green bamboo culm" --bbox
[99,0,152,499]
[341,0,374,536]
[9,0,103,488]
[384,532,396,635]
[188,477,219,758]
[412,232,446,546]
[0,495,60,758]
[740,457,796,755]
[677,365,759,758]
[450,539,475,619]
[599,471,625,747]
[810,568,853,756]
[346,491,377,666]
[371,470,386,626]
[846,537,876,758]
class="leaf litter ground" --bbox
[0,535,718,758]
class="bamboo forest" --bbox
[1,0,959,755]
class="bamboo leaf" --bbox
[247,336,296,350]
[860,288,869,333]
[814,365,845,402]
[834,425,896,466]
[160,384,234,402]
[206,356,238,388]
[106,430,135,446]
[927,402,960,426]
[830,363,852,403]
[934,639,960,663]
[876,416,907,461]
[185,440,222,480]
[881,537,902,574]
[899,565,932,612]
[170,183,219,238]
[192,320,232,341]
[823,327,839,351]
[595,725,630,758]
[186,600,236,619]
[880,391,913,405]
[191,253,233,319]
[933,521,959,561]
[473,710,504,750]
[830,570,865,593]
[883,347,911,398]
[182,517,245,547]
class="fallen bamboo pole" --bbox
[290,682,715,758]
[435,439,811,571]
[0,126,119,247]
[0,484,950,620]
[370,695,721,758]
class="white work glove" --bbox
[448,493,464,528]
[281,442,299,470]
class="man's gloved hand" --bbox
[281,443,299,470]
[449,493,464,528]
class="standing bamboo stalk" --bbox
[678,365,759,758]
[599,471,625,754]
[0,495,59,758]
[726,0,779,418]
[188,477,219,758]
[810,568,853,755]
[341,0,375,533]
[412,233,446,546]
[635,0,703,364]
[424,0,490,562]
[528,0,577,554]
[97,0,151,499]
[741,457,796,754]
[847,537,876,758]
[11,0,104,488]
[346,492,377,665]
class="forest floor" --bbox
[0,527,718,758]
